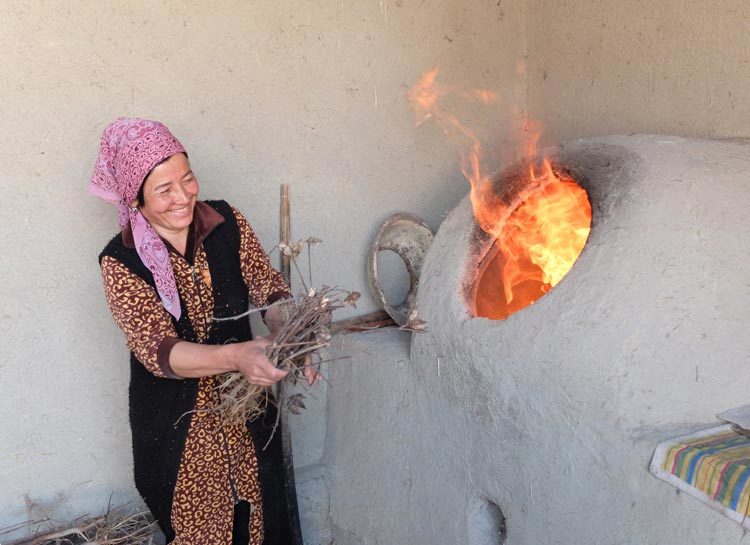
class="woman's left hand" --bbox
[302,353,321,386]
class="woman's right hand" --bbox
[229,337,289,387]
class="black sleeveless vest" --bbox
[99,200,291,543]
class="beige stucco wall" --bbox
[526,0,750,144]
[0,0,523,535]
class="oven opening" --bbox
[471,163,592,320]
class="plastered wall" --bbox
[526,0,750,145]
[0,0,522,535]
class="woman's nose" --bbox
[173,181,198,201]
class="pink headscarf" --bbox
[89,117,186,320]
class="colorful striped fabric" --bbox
[650,424,750,529]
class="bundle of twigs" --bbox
[5,509,157,545]
[215,285,359,429]
[214,238,360,443]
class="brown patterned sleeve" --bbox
[100,255,182,378]
[232,206,291,308]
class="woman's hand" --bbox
[302,353,321,386]
[229,337,288,387]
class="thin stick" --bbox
[213,298,288,321]
[291,257,309,293]
[307,241,313,286]
[278,183,303,545]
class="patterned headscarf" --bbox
[89,117,186,320]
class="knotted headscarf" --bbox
[89,117,186,320]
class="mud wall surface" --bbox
[526,1,750,144]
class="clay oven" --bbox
[406,135,750,543]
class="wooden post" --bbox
[280,184,291,286]
[278,183,303,545]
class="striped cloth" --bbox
[650,424,750,528]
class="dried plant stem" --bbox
[263,393,285,450]
[212,299,286,322]
[307,243,313,287]
[291,258,309,293]
[7,509,157,545]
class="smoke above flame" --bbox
[408,68,591,319]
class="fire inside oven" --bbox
[470,161,592,320]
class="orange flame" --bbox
[407,67,479,143]
[409,68,442,126]
[469,164,591,320]
[408,68,592,320]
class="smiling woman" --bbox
[88,118,304,545]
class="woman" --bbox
[90,118,311,545]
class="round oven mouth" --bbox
[468,162,592,320]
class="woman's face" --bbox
[136,153,199,238]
